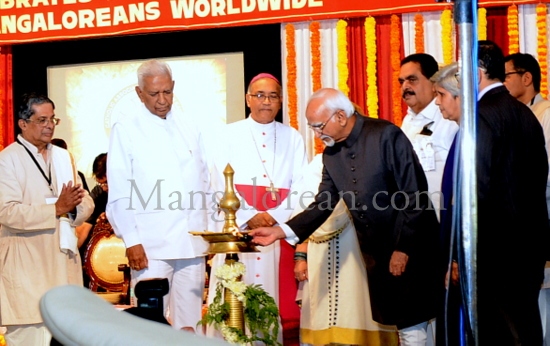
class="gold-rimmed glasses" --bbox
[308,111,339,134]
[25,117,61,127]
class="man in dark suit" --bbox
[251,88,440,345]
[473,40,549,345]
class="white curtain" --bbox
[402,11,446,64]
[281,20,338,160]
[518,4,539,56]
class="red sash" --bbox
[235,184,290,211]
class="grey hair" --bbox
[137,60,173,88]
[308,88,355,118]
[17,93,55,120]
[431,62,460,98]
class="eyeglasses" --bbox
[505,71,524,78]
[248,93,281,103]
[26,117,61,127]
[308,111,339,133]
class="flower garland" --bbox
[310,21,322,92]
[441,8,453,65]
[200,262,280,346]
[508,4,519,54]
[390,14,403,126]
[336,19,349,96]
[537,4,548,98]
[310,21,325,154]
[478,8,487,41]
[414,13,424,54]
[285,24,298,131]
[365,17,378,118]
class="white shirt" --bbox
[106,105,210,259]
[401,99,459,219]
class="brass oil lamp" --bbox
[190,163,258,331]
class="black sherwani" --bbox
[476,85,549,345]
[288,114,440,329]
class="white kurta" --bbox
[106,105,210,259]
[207,116,307,340]
[294,155,398,346]
[401,99,458,219]
[0,136,94,325]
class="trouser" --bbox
[6,323,51,346]
[398,319,436,346]
[131,257,206,332]
[541,287,550,346]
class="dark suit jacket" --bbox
[287,114,440,329]
[475,85,549,345]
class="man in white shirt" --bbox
[106,60,210,332]
[399,53,459,220]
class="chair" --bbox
[40,285,229,346]
[84,212,130,305]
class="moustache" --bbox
[320,135,335,147]
[402,90,415,98]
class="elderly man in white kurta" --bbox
[207,73,307,342]
[0,93,94,345]
[399,53,458,219]
[106,60,210,332]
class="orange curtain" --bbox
[376,15,406,123]
[486,7,509,55]
[347,17,367,114]
[0,45,14,151]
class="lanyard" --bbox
[16,138,52,189]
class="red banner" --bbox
[0,0,544,44]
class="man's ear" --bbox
[135,86,143,101]
[477,68,484,85]
[336,110,347,126]
[522,71,533,87]
[18,119,27,131]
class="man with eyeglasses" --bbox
[250,87,440,346]
[0,93,94,345]
[207,73,307,343]
[503,52,550,345]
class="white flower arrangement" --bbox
[200,261,281,346]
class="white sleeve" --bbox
[266,131,308,224]
[106,122,140,248]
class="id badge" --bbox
[414,135,435,172]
